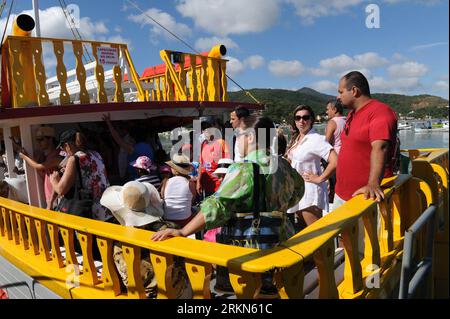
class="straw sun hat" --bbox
[165,154,192,176]
[100,181,163,227]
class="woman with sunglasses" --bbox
[286,105,338,231]
[50,129,111,221]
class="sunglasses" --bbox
[294,115,311,121]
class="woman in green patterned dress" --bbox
[152,115,304,243]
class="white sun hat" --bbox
[213,158,234,175]
[100,181,164,227]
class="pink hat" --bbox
[159,164,172,174]
[130,156,156,173]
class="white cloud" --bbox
[268,60,304,77]
[128,8,192,43]
[410,42,448,51]
[102,35,133,50]
[310,52,386,77]
[387,61,428,78]
[392,53,407,61]
[286,0,363,25]
[0,7,109,39]
[354,52,388,68]
[244,55,265,70]
[227,57,245,75]
[310,80,337,94]
[370,76,422,93]
[434,80,449,91]
[176,0,279,36]
[195,36,238,52]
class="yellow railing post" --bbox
[184,259,212,299]
[150,252,177,299]
[72,41,90,104]
[160,50,187,101]
[52,40,71,105]
[91,43,108,104]
[47,223,64,268]
[229,270,261,299]
[313,240,339,298]
[274,263,304,299]
[96,237,122,297]
[30,40,50,106]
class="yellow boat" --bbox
[0,10,448,300]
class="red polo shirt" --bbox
[335,99,398,201]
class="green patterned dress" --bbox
[200,149,305,242]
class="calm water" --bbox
[314,124,448,149]
[160,124,449,153]
[398,129,448,149]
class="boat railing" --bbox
[139,49,228,103]
[0,171,439,299]
[403,148,449,297]
[1,36,229,108]
[1,36,144,108]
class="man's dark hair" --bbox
[201,120,213,131]
[241,116,275,151]
[343,71,371,97]
[277,130,287,156]
[327,99,344,114]
[234,105,250,119]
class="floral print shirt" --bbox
[76,150,111,221]
[200,149,305,232]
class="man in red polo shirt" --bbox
[335,71,398,206]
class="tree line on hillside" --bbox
[228,88,449,124]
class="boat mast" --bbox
[32,0,41,37]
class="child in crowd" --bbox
[203,158,234,243]
[131,156,161,190]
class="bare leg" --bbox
[296,206,323,229]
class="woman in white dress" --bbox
[286,105,338,230]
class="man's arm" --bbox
[325,120,336,145]
[102,114,134,154]
[151,211,206,241]
[352,140,389,202]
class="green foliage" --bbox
[228,88,449,123]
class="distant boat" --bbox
[398,122,412,130]
[414,120,449,133]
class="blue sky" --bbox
[3,0,449,99]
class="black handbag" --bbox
[216,162,292,249]
[215,163,293,294]
[56,155,93,219]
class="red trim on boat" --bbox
[0,101,262,120]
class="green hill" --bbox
[228,88,449,123]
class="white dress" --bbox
[287,129,333,213]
